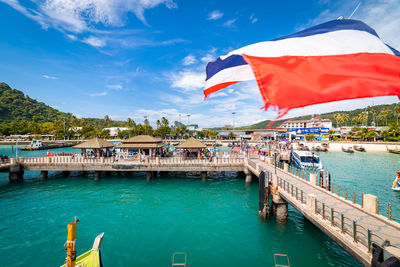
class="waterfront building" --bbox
[280,116,332,129]
[73,137,115,157]
[103,127,130,137]
[115,135,163,157]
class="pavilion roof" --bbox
[73,138,115,149]
[115,143,163,149]
[176,137,207,149]
[122,135,162,143]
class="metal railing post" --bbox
[353,221,357,243]
[388,203,391,220]
[331,208,334,226]
[362,193,364,208]
[301,191,303,203]
[322,203,325,219]
[368,229,372,253]
[296,188,298,200]
[341,214,344,233]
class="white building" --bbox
[280,116,332,129]
[103,127,130,137]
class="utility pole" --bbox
[144,116,148,135]
[232,112,236,131]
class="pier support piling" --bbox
[146,171,152,181]
[201,171,207,181]
[94,171,101,180]
[244,168,252,184]
[40,170,48,180]
[63,171,70,177]
[258,171,269,220]
[9,164,24,182]
[271,193,288,223]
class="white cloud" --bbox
[182,54,197,66]
[207,10,223,20]
[249,13,258,24]
[43,74,57,79]
[223,18,237,27]
[89,91,108,96]
[2,0,178,33]
[170,70,205,92]
[82,36,106,47]
[106,84,123,90]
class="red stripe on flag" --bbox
[243,53,400,118]
[204,81,239,99]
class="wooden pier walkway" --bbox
[246,158,400,266]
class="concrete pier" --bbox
[40,170,48,180]
[201,171,207,181]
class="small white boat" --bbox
[291,150,323,169]
[393,179,400,191]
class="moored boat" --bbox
[387,146,400,154]
[353,145,366,152]
[291,150,322,169]
[61,218,104,267]
[393,179,400,191]
[342,147,354,153]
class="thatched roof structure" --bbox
[115,135,163,149]
[176,137,207,149]
[73,138,115,149]
[123,135,162,143]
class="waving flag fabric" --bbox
[204,19,400,119]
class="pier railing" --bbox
[16,155,244,166]
[274,161,400,224]
[277,176,400,253]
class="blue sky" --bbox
[0,0,399,128]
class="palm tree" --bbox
[377,109,389,126]
[357,112,368,126]
[104,115,111,127]
[369,108,377,126]
[351,116,359,126]
[341,114,350,126]
[394,105,400,124]
[333,113,342,128]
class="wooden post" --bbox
[40,170,48,180]
[66,218,78,267]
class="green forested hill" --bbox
[0,82,72,123]
[239,103,399,129]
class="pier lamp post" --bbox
[274,150,278,174]
[187,114,190,125]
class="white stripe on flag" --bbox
[220,30,393,59]
[205,64,255,90]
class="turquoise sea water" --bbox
[1,145,398,266]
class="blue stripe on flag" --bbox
[386,44,400,57]
[274,19,379,41]
[206,55,247,81]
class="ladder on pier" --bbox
[172,252,187,267]
[274,254,290,267]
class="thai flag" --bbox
[204,19,400,119]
